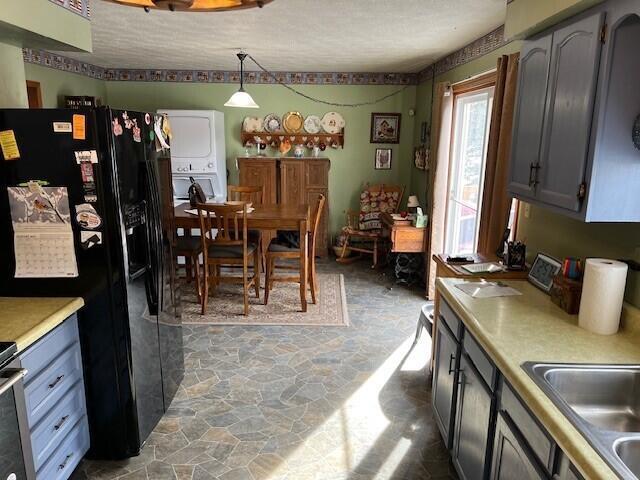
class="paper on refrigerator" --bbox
[7,185,78,278]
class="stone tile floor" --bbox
[72,260,457,480]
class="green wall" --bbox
[23,63,420,240]
[24,63,107,108]
[105,81,417,239]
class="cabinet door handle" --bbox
[54,415,70,431]
[528,163,540,187]
[448,354,456,375]
[58,452,74,471]
[48,374,65,389]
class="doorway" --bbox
[26,81,42,109]
[444,86,494,255]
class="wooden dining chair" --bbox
[264,194,326,307]
[228,184,265,265]
[227,184,264,204]
[197,203,260,316]
[174,236,201,302]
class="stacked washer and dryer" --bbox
[158,109,227,204]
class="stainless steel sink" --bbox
[524,363,640,480]
[616,439,640,478]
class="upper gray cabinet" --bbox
[508,0,640,222]
[508,34,552,200]
[537,12,604,211]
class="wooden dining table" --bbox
[174,202,311,312]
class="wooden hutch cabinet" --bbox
[237,156,330,256]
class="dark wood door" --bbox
[280,160,306,206]
[26,81,43,109]
[238,158,277,203]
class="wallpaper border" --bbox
[23,25,507,86]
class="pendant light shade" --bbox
[104,0,273,12]
[225,89,259,108]
[224,53,259,109]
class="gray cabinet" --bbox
[508,33,552,200]
[14,315,89,480]
[537,12,604,211]
[432,319,460,449]
[508,1,640,221]
[490,413,547,480]
[555,451,585,480]
[452,353,494,480]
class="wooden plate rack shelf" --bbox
[241,129,345,149]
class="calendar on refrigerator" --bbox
[7,185,78,278]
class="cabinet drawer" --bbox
[440,300,463,341]
[391,228,425,253]
[463,333,497,391]
[24,342,84,427]
[31,384,87,471]
[37,419,89,480]
[21,315,78,383]
[500,382,555,472]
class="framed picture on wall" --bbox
[370,113,401,144]
[375,148,392,170]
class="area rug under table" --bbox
[181,273,350,326]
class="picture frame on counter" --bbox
[375,148,392,170]
[370,113,401,144]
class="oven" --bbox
[0,356,27,480]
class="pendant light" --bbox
[104,0,273,12]
[224,53,259,109]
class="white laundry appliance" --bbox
[158,109,227,203]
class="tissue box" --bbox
[550,274,583,314]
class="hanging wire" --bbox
[246,54,412,108]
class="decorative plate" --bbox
[303,115,322,134]
[242,116,263,133]
[283,112,304,133]
[263,113,282,133]
[321,112,345,134]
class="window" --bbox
[444,86,494,255]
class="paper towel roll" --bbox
[578,258,628,335]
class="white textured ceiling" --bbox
[62,0,506,72]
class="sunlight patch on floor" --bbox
[267,333,432,479]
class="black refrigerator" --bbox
[0,107,184,460]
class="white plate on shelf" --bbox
[242,116,263,133]
[303,115,322,134]
[321,112,345,134]
[263,113,282,133]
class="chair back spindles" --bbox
[310,194,326,254]
[228,185,264,205]
[196,203,248,253]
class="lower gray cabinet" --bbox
[452,353,494,480]
[432,319,460,448]
[555,451,585,480]
[490,412,547,480]
[14,315,89,480]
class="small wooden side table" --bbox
[430,253,530,368]
[380,212,427,253]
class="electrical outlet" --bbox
[524,203,531,219]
